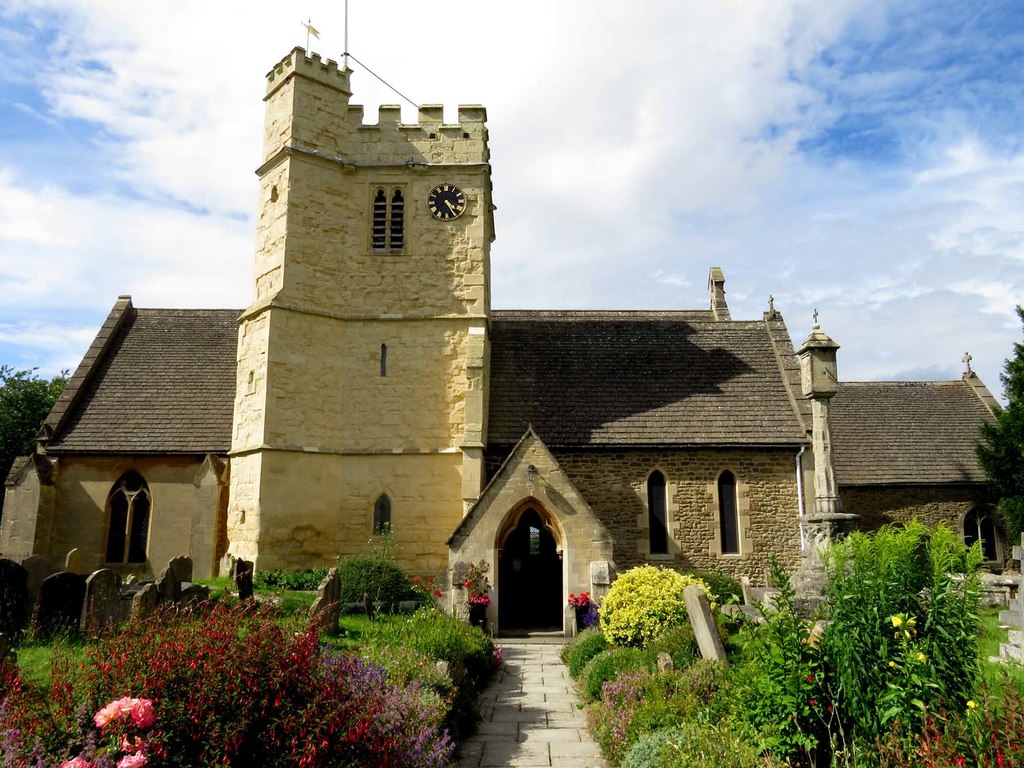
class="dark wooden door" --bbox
[498,508,563,629]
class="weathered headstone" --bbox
[131,582,159,619]
[994,535,1024,664]
[180,583,210,607]
[0,559,29,638]
[309,568,342,632]
[64,548,82,574]
[168,556,193,583]
[21,555,51,602]
[124,573,138,586]
[683,585,728,664]
[234,560,254,600]
[155,566,181,605]
[81,569,123,634]
[363,592,375,620]
[656,651,674,673]
[32,572,87,639]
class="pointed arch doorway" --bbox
[498,505,563,631]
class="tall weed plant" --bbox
[823,521,982,744]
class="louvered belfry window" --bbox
[371,187,405,252]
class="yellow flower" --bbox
[906,617,916,628]
[967,699,978,710]
[889,660,896,668]
[891,615,903,628]
[916,652,927,663]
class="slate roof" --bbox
[487,310,807,447]
[46,307,240,454]
[830,380,996,485]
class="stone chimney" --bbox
[707,267,730,320]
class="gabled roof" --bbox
[830,380,997,485]
[45,303,240,454]
[486,310,807,447]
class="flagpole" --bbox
[344,0,349,68]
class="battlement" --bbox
[266,47,351,98]
[342,103,488,131]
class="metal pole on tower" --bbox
[344,0,349,67]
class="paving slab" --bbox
[456,641,607,767]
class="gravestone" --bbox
[65,549,82,574]
[234,560,254,600]
[21,555,51,602]
[0,559,29,638]
[33,572,87,639]
[131,582,159,619]
[155,566,181,604]
[683,585,728,664]
[81,569,123,634]
[309,568,342,632]
[168,556,193,583]
[993,535,1024,664]
[656,652,674,673]
[124,573,138,586]
[180,583,210,607]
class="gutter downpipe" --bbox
[796,445,807,554]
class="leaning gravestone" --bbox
[683,585,728,664]
[0,559,29,638]
[131,582,159,620]
[21,555,51,602]
[81,569,123,634]
[168,556,193,583]
[33,572,87,639]
[155,566,182,605]
[309,568,342,632]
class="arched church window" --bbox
[370,187,405,252]
[647,471,668,555]
[718,470,739,555]
[105,471,151,564]
[964,507,997,561]
[373,494,392,535]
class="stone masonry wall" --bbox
[842,484,997,535]
[484,447,803,582]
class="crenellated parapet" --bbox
[262,48,488,165]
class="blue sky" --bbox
[1,0,1023,399]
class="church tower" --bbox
[227,48,493,574]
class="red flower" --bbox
[808,699,816,707]
[433,590,441,597]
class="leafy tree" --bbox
[977,306,1024,543]
[0,366,67,515]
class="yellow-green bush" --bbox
[599,566,714,648]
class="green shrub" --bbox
[823,521,982,743]
[587,671,688,762]
[600,565,714,648]
[581,646,649,702]
[645,623,699,670]
[664,720,780,768]
[252,567,328,591]
[687,569,741,606]
[561,627,607,678]
[621,727,688,768]
[337,555,416,608]
[680,657,727,704]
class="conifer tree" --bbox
[977,307,1024,544]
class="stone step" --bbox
[1000,610,1022,626]
[1000,643,1024,663]
[1009,628,1024,646]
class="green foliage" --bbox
[336,554,416,608]
[976,305,1024,542]
[738,562,826,763]
[621,720,781,768]
[621,727,689,768]
[686,569,741,605]
[560,626,607,678]
[0,366,66,514]
[600,565,714,648]
[586,671,689,762]
[580,646,649,702]
[823,521,983,744]
[253,567,329,591]
[645,623,699,671]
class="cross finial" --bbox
[768,294,775,312]
[962,351,973,376]
[812,308,819,326]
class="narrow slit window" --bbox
[105,471,151,565]
[380,344,388,377]
[371,187,404,252]
[373,494,392,535]
[647,471,668,555]
[718,471,739,555]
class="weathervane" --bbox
[812,308,819,326]
[301,18,320,51]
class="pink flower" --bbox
[120,735,145,753]
[130,698,156,729]
[60,759,91,768]
[94,700,122,729]
[117,753,148,768]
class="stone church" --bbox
[0,48,1002,632]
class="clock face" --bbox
[427,184,467,221]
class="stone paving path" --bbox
[456,641,607,768]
